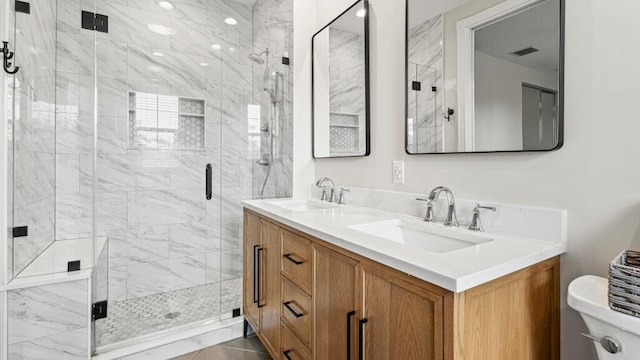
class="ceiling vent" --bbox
[510,46,539,57]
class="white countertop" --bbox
[243,198,567,293]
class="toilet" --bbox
[568,275,640,359]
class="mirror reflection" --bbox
[313,0,370,158]
[406,0,563,154]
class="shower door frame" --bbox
[0,0,12,357]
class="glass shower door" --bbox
[91,0,234,350]
[8,0,58,280]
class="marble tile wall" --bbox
[251,0,294,199]
[10,0,58,276]
[328,28,366,157]
[52,0,293,324]
[407,14,444,153]
[7,279,90,360]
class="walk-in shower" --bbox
[1,0,293,358]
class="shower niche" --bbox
[128,92,206,151]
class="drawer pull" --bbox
[283,253,304,265]
[347,311,355,360]
[283,301,304,318]
[358,318,368,360]
[283,350,293,360]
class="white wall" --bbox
[474,51,558,151]
[293,0,317,197]
[295,0,640,359]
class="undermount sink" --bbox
[348,219,493,253]
[268,199,338,212]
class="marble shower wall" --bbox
[54,0,257,306]
[251,0,294,199]
[327,28,366,156]
[407,14,443,153]
[9,0,58,276]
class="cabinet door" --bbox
[260,220,282,355]
[357,263,444,360]
[243,211,261,330]
[314,245,358,360]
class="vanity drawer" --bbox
[281,277,312,348]
[282,322,311,360]
[281,230,312,293]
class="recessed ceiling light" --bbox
[158,1,174,10]
[225,18,238,25]
[229,47,236,52]
[211,44,221,50]
[148,65,162,72]
[356,9,366,17]
[200,62,209,67]
[147,23,177,35]
[152,51,164,57]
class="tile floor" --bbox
[96,280,242,347]
[171,335,271,360]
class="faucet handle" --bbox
[468,203,496,231]
[416,198,436,222]
[338,188,350,205]
[474,203,497,212]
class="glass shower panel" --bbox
[9,0,58,278]
[92,0,226,350]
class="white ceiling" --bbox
[474,0,560,72]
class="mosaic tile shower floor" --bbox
[96,279,242,347]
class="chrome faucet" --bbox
[468,203,496,232]
[315,177,336,202]
[417,186,458,227]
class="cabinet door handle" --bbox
[253,245,259,304]
[358,318,368,360]
[283,253,304,265]
[257,247,265,308]
[346,311,356,360]
[283,301,304,318]
[283,350,293,360]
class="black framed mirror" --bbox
[405,0,564,154]
[312,0,370,158]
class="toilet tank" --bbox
[568,275,640,360]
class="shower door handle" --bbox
[205,164,212,200]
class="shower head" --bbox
[248,48,269,64]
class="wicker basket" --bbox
[609,250,640,318]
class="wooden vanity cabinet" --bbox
[243,209,560,360]
[313,244,358,359]
[358,261,446,360]
[242,212,281,356]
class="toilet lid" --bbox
[568,275,640,337]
